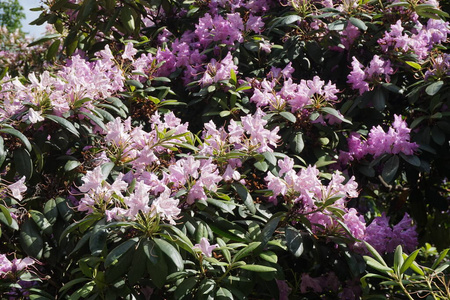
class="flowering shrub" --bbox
[0,0,449,299]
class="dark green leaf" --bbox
[14,148,33,180]
[174,277,198,299]
[125,79,144,89]
[291,132,304,154]
[382,155,399,183]
[30,210,53,235]
[104,238,138,267]
[286,226,304,257]
[425,81,443,96]
[45,115,80,137]
[232,182,256,214]
[320,107,352,124]
[279,111,296,123]
[373,88,386,111]
[89,226,107,256]
[46,39,61,61]
[79,111,106,131]
[154,238,184,271]
[0,128,32,152]
[349,17,367,31]
[20,219,44,259]
[233,242,261,262]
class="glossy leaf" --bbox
[286,226,304,257]
[20,219,44,259]
[154,238,184,271]
[104,238,138,267]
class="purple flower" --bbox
[193,237,218,257]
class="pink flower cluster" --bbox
[251,65,339,113]
[378,19,450,60]
[0,254,34,277]
[365,213,418,254]
[78,108,281,220]
[78,165,181,224]
[199,52,238,87]
[0,47,125,122]
[347,55,394,95]
[265,157,360,234]
[340,115,418,163]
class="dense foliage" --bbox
[0,0,449,299]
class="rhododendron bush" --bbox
[0,0,449,298]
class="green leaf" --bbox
[233,242,261,262]
[27,33,61,47]
[349,17,367,31]
[364,241,388,266]
[279,111,296,123]
[425,81,443,96]
[89,225,107,256]
[14,148,33,180]
[382,155,399,183]
[64,160,81,172]
[259,251,278,263]
[104,238,138,267]
[216,287,233,300]
[286,226,304,257]
[46,39,61,61]
[0,137,6,168]
[125,79,144,89]
[373,87,386,111]
[147,248,168,289]
[30,210,53,235]
[154,238,184,271]
[206,198,236,214]
[120,6,135,34]
[232,182,256,214]
[400,249,420,274]
[0,128,32,152]
[393,245,404,275]
[174,277,198,299]
[79,111,106,131]
[364,256,393,274]
[320,107,352,124]
[431,249,449,269]
[0,204,12,225]
[230,68,237,85]
[405,61,421,70]
[291,132,304,154]
[399,153,421,167]
[143,239,159,263]
[262,151,277,166]
[20,219,44,259]
[258,215,281,250]
[239,264,277,272]
[45,115,80,137]
[328,19,346,30]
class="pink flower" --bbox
[193,238,218,257]
[152,190,181,225]
[8,176,27,201]
[122,42,137,61]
